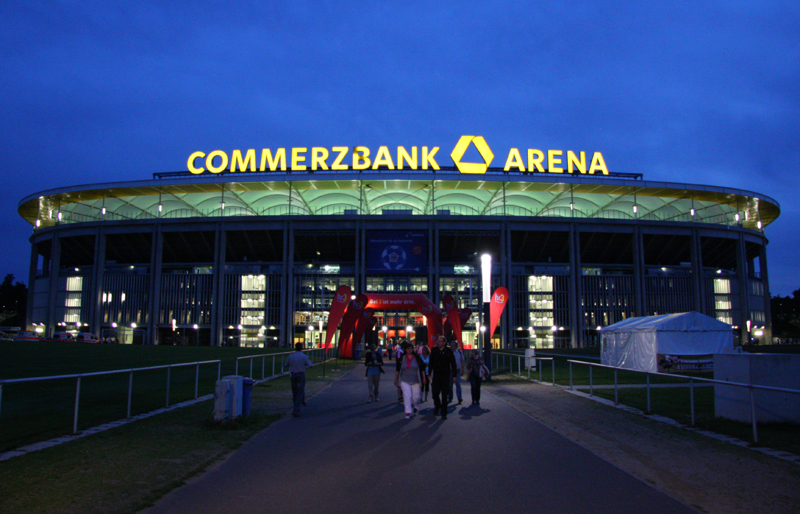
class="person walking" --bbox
[394,342,427,419]
[448,341,464,405]
[420,345,431,403]
[395,340,406,402]
[466,349,488,405]
[283,342,314,417]
[365,345,384,402]
[429,335,457,420]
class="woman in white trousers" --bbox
[394,343,427,418]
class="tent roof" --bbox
[602,312,732,333]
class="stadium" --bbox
[17,138,779,349]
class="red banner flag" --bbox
[339,294,368,359]
[352,308,375,351]
[367,316,378,335]
[442,295,462,348]
[459,308,472,331]
[443,319,453,340]
[489,286,509,339]
[324,286,352,354]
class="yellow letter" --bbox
[422,146,440,170]
[206,150,228,174]
[188,151,205,174]
[397,147,418,169]
[230,149,256,172]
[331,147,349,170]
[567,151,586,174]
[527,149,545,172]
[548,150,563,173]
[312,147,329,170]
[504,148,525,171]
[260,149,286,171]
[353,146,371,170]
[372,146,395,169]
[589,152,609,175]
[291,148,308,171]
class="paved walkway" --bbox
[144,366,696,514]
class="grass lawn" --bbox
[0,342,336,452]
[0,356,356,514]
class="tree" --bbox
[770,290,800,339]
[0,274,27,327]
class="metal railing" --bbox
[0,360,221,435]
[567,360,800,443]
[490,351,556,385]
[234,346,340,379]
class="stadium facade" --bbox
[17,138,779,348]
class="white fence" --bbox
[0,360,222,434]
[566,359,800,444]
[490,351,556,385]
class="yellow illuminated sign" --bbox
[187,137,608,176]
[450,136,494,174]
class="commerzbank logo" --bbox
[186,137,608,175]
[450,136,495,174]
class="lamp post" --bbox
[481,253,492,367]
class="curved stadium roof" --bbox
[18,169,779,231]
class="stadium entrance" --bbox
[326,291,444,358]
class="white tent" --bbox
[600,312,733,373]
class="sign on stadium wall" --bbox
[186,136,608,176]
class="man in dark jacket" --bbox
[429,335,457,420]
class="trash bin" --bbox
[354,349,361,360]
[242,378,255,417]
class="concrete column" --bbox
[283,222,294,348]
[503,223,513,349]
[432,222,439,304]
[428,221,436,304]
[568,224,581,348]
[690,230,706,314]
[148,226,163,345]
[26,239,39,329]
[90,230,106,336]
[46,235,61,338]
[759,243,772,344]
[632,228,646,317]
[278,224,288,347]
[736,233,751,345]
[357,221,366,293]
[210,224,226,347]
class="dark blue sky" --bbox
[2,2,799,294]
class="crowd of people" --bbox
[283,336,491,420]
[365,335,490,420]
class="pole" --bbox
[483,301,491,371]
[480,253,492,372]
